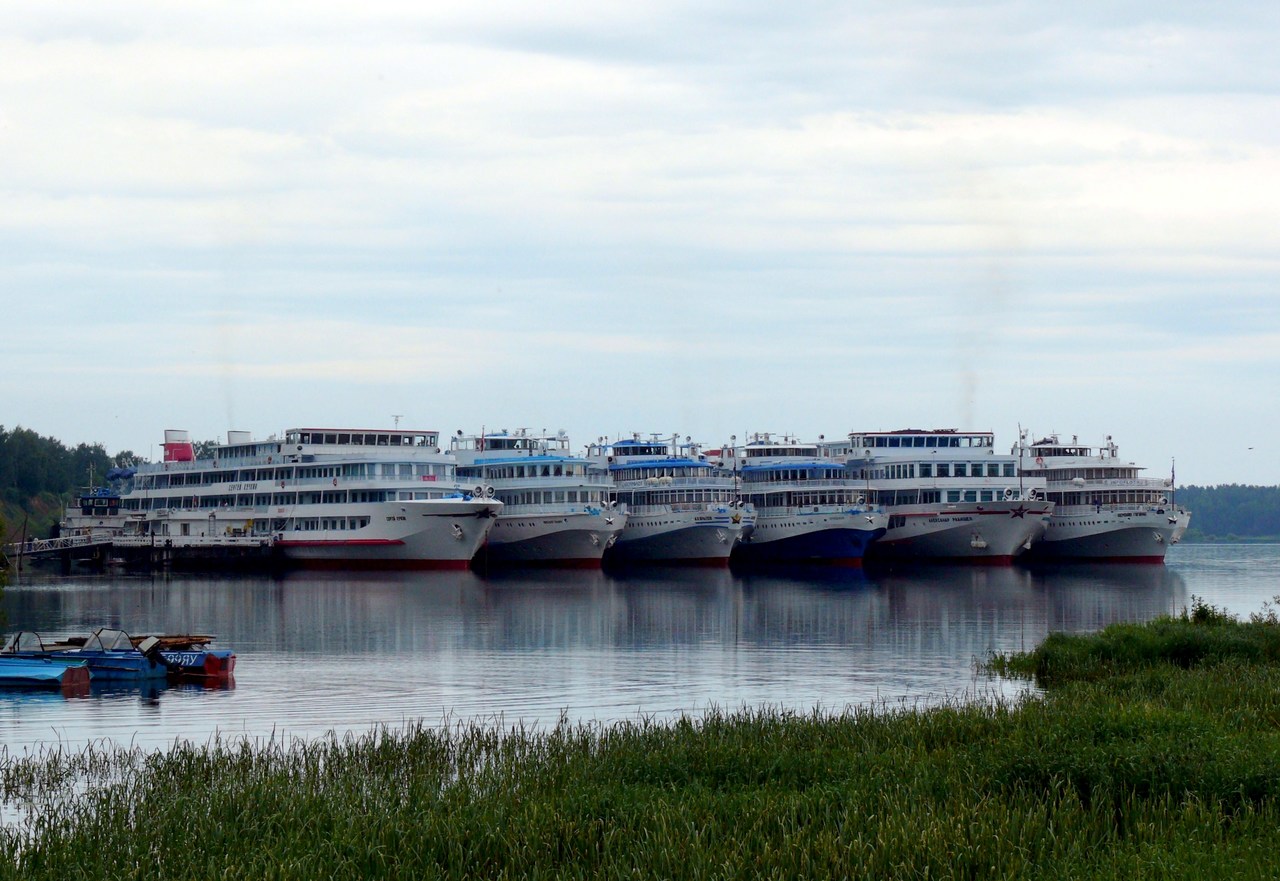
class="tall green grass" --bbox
[988,595,1280,685]
[5,601,1280,879]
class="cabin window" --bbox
[947,491,961,502]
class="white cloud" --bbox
[3,2,1278,485]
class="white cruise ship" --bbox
[450,429,624,567]
[731,433,887,566]
[826,429,1053,565]
[108,428,500,568]
[586,434,754,565]
[1015,433,1190,562]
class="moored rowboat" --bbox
[2,629,236,681]
[0,655,92,690]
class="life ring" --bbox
[1035,456,1044,466]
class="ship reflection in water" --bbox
[5,546,1258,752]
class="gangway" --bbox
[3,532,118,573]
[4,533,115,560]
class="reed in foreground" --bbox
[4,602,1280,879]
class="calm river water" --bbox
[2,544,1277,753]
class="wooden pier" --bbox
[5,533,280,573]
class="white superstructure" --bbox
[1016,433,1191,562]
[450,429,624,567]
[109,428,500,569]
[828,429,1053,564]
[586,434,753,565]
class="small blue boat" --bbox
[0,655,92,690]
[68,629,172,680]
[3,629,235,682]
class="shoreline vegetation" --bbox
[5,601,1280,878]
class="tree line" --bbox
[1174,485,1280,541]
[0,425,144,538]
[0,425,140,504]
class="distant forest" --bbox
[1173,485,1280,542]
[0,425,143,539]
[1,425,1277,542]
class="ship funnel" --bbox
[162,429,195,463]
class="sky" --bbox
[3,2,1278,486]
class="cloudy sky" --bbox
[4,2,1277,485]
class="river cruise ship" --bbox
[731,433,886,566]
[586,434,754,565]
[450,429,624,567]
[825,429,1053,564]
[1015,433,1191,562]
[108,428,500,568]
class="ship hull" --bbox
[869,501,1053,565]
[732,511,886,566]
[1020,508,1183,563]
[476,510,624,567]
[607,509,743,565]
[276,499,499,569]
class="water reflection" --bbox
[0,549,1222,752]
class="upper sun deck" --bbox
[1023,434,1120,461]
[741,433,824,461]
[283,428,440,450]
[585,434,713,463]
[845,429,995,452]
[450,429,582,464]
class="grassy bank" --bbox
[5,603,1280,879]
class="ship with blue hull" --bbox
[731,434,886,566]
[587,434,754,565]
